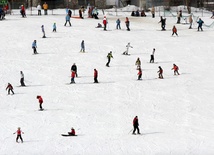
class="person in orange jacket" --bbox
[37,95,43,110]
[172,25,178,36]
[13,127,24,143]
[43,2,48,15]
[172,64,180,75]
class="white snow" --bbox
[1,7,214,155]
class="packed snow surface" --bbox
[1,8,214,155]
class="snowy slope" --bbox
[1,8,214,155]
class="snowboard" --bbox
[61,134,77,137]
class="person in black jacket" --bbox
[132,116,140,134]
[71,63,78,77]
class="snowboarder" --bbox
[116,18,121,29]
[150,48,155,63]
[37,95,43,110]
[13,127,24,143]
[106,51,113,67]
[137,67,142,80]
[94,69,98,83]
[32,40,37,54]
[123,42,133,55]
[80,40,85,52]
[71,63,78,77]
[70,70,76,84]
[172,64,180,75]
[53,23,56,32]
[64,14,71,26]
[132,116,140,134]
[43,2,48,15]
[159,16,166,31]
[20,71,25,86]
[157,66,163,79]
[125,17,130,31]
[135,57,141,69]
[197,18,204,31]
[172,25,178,36]
[6,83,14,95]
[41,25,46,38]
[68,128,76,135]
[189,14,193,29]
[37,4,42,15]
[103,16,107,31]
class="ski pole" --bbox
[128,129,133,134]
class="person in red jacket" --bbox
[125,17,130,31]
[37,95,43,110]
[6,83,14,95]
[157,66,163,79]
[103,16,107,31]
[133,116,140,134]
[68,127,76,136]
[172,25,178,36]
[94,69,98,83]
[172,64,180,75]
[20,5,26,18]
[13,127,24,143]
[137,67,142,80]
[70,70,76,84]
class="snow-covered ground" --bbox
[1,7,214,155]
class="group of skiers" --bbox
[102,16,130,31]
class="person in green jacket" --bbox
[106,51,113,67]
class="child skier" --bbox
[13,127,24,143]
[53,23,56,32]
[94,69,98,83]
[197,18,204,31]
[135,57,141,69]
[172,64,180,75]
[157,66,163,79]
[150,48,155,63]
[41,25,46,38]
[80,40,85,52]
[36,95,43,110]
[103,16,107,31]
[32,40,38,54]
[137,67,142,80]
[70,70,76,84]
[132,116,140,134]
[64,14,71,26]
[20,71,25,86]
[123,42,133,55]
[172,25,178,36]
[71,63,78,77]
[6,83,14,95]
[106,51,113,67]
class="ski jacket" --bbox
[21,5,25,11]
[94,69,98,77]
[116,19,120,24]
[43,3,48,10]
[172,65,179,71]
[32,41,37,48]
[6,84,13,90]
[135,59,141,66]
[20,72,24,78]
[103,17,107,25]
[158,68,163,74]
[71,71,75,78]
[81,41,85,48]
[37,96,43,104]
[125,18,129,25]
[172,26,177,33]
[133,117,139,127]
[71,129,75,135]
[53,23,56,29]
[37,5,41,10]
[107,53,113,59]
[197,19,204,26]
[16,129,22,135]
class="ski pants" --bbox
[16,135,23,142]
[133,126,140,134]
[94,77,98,83]
[33,47,37,54]
[8,89,14,95]
[64,20,71,26]
[106,58,111,66]
[20,78,25,86]
[138,74,142,80]
[150,55,154,63]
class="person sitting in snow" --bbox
[68,128,76,136]
[96,23,102,28]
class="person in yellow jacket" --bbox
[43,2,48,15]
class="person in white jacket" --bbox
[37,4,42,15]
[123,42,133,55]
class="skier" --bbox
[94,69,98,83]
[32,40,38,54]
[80,40,85,52]
[53,23,56,32]
[70,70,76,84]
[68,128,76,136]
[132,116,140,134]
[41,25,46,38]
[6,83,14,95]
[116,18,121,29]
[13,127,24,143]
[172,25,178,36]
[71,63,78,77]
[123,42,133,55]
[189,14,193,29]
[159,16,166,31]
[106,51,113,67]
[36,95,43,110]
[157,66,163,79]
[125,17,130,31]
[37,4,42,15]
[43,2,48,15]
[150,48,155,63]
[197,18,204,31]
[137,67,142,80]
[135,57,141,69]
[20,71,25,86]
[20,5,26,18]
[64,14,71,26]
[103,16,107,31]
[172,64,180,75]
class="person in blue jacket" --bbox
[32,40,38,54]
[116,18,121,29]
[53,23,56,32]
[64,14,71,26]
[197,18,204,31]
